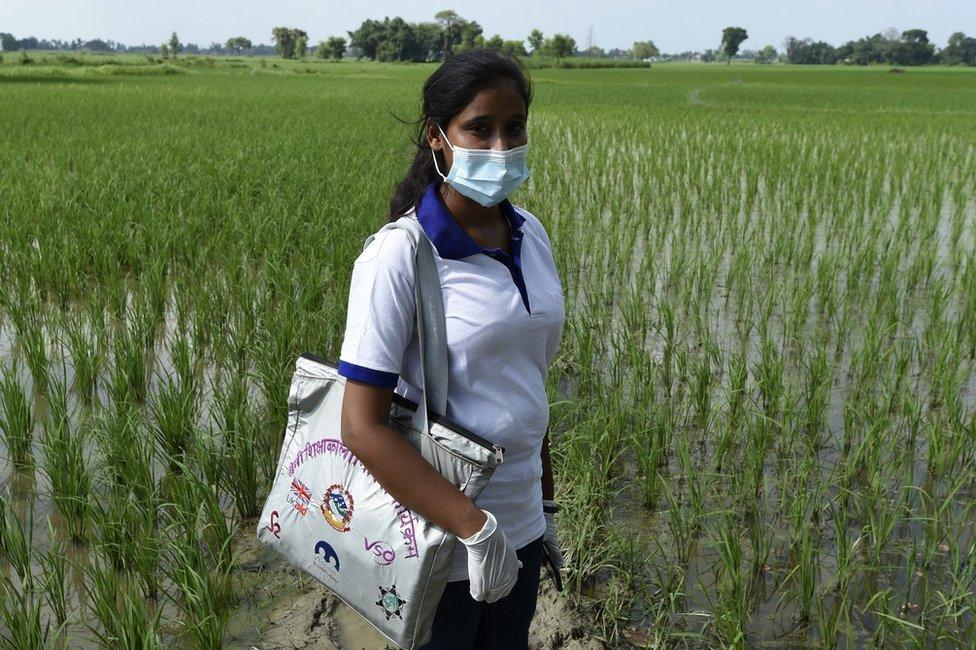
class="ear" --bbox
[426,119,442,151]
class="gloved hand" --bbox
[542,499,564,570]
[458,509,522,603]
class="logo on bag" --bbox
[364,538,396,565]
[375,583,407,620]
[287,478,312,516]
[264,510,281,539]
[314,540,341,571]
[321,484,354,532]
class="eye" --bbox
[470,124,489,135]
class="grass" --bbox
[0,57,974,646]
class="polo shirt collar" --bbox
[417,180,526,260]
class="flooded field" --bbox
[1,55,975,647]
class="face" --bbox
[428,83,528,175]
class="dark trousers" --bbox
[418,535,544,649]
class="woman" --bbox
[337,48,565,648]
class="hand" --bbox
[542,499,563,570]
[458,509,522,603]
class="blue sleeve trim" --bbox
[338,360,399,388]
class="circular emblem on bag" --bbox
[321,483,354,532]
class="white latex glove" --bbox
[458,509,522,603]
[542,499,564,570]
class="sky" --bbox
[2,0,973,53]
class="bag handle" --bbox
[361,214,448,435]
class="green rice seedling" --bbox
[167,330,198,402]
[660,477,696,569]
[148,366,199,472]
[0,497,52,649]
[160,462,234,648]
[800,346,830,453]
[252,315,298,436]
[744,502,772,600]
[791,514,820,625]
[815,594,852,650]
[93,401,156,506]
[0,361,33,469]
[632,403,669,509]
[82,554,162,649]
[701,513,748,648]
[110,316,149,405]
[0,575,51,650]
[0,493,32,584]
[39,377,91,544]
[827,491,854,598]
[59,308,102,403]
[222,410,261,518]
[38,521,68,628]
[91,488,160,588]
[14,306,50,397]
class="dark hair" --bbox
[386,48,533,223]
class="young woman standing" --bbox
[338,48,565,648]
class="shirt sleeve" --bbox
[530,214,564,370]
[337,230,416,388]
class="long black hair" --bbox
[387,48,533,223]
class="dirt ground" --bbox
[226,522,607,649]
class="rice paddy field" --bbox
[1,53,975,648]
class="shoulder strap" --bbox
[362,214,448,434]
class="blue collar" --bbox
[417,180,526,260]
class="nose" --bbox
[490,134,522,151]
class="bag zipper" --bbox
[298,351,504,463]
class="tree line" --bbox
[675,28,975,66]
[783,30,975,66]
[4,18,975,67]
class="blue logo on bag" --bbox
[314,540,340,572]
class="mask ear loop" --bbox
[431,121,454,181]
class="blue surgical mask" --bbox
[431,122,530,208]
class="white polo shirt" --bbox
[338,179,565,582]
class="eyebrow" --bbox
[465,113,527,122]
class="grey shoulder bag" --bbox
[257,214,504,649]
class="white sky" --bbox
[1,0,973,52]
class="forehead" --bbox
[455,83,526,120]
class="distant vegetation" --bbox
[2,13,976,67]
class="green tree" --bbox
[485,34,504,51]
[414,22,444,61]
[451,20,484,54]
[541,33,576,64]
[316,36,347,61]
[0,33,18,52]
[501,40,527,58]
[755,44,777,64]
[272,27,308,59]
[225,36,252,53]
[527,29,544,54]
[347,19,384,60]
[159,43,170,59]
[632,40,659,60]
[295,34,308,59]
[942,32,976,66]
[168,31,181,58]
[893,29,934,65]
[434,10,463,58]
[721,27,748,64]
[785,36,837,64]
